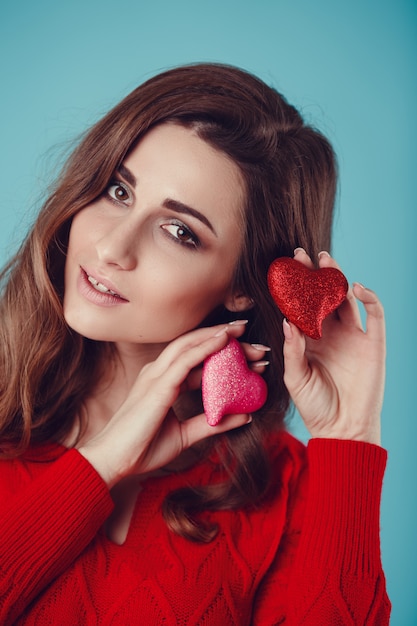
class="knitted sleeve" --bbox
[252,438,391,625]
[0,449,113,625]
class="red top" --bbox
[0,431,390,625]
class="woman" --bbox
[0,63,390,624]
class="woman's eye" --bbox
[105,181,132,204]
[161,223,200,248]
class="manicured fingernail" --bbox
[318,250,331,259]
[213,320,248,337]
[246,415,253,424]
[251,343,272,352]
[252,360,270,367]
[283,318,293,339]
[213,326,228,337]
[294,247,306,256]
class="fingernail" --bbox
[251,343,272,352]
[213,320,249,337]
[294,247,306,256]
[283,318,293,339]
[246,415,253,424]
[213,326,228,337]
[252,360,270,367]
[213,320,248,337]
[353,282,366,290]
[318,250,331,259]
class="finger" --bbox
[232,341,270,372]
[317,251,362,329]
[242,342,272,361]
[282,318,311,396]
[153,320,249,374]
[180,411,252,450]
[181,340,271,394]
[160,326,252,396]
[337,288,364,329]
[180,366,203,392]
[249,360,270,374]
[353,283,386,342]
[135,331,237,414]
[293,247,315,269]
[317,249,339,270]
[147,323,252,412]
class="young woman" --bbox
[0,63,390,624]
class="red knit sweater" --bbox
[0,431,390,625]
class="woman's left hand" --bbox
[282,249,386,445]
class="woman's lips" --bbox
[78,268,129,306]
[86,273,121,297]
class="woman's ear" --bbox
[224,292,255,313]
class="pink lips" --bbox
[77,268,129,306]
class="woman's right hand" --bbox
[78,322,253,488]
[282,249,385,445]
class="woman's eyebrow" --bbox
[118,164,137,187]
[117,163,217,237]
[162,199,217,237]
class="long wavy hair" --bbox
[0,63,336,541]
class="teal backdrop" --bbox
[1,1,415,622]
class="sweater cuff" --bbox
[297,438,387,576]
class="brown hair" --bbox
[0,63,336,540]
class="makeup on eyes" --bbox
[160,220,201,249]
[103,179,202,250]
[106,181,133,205]
[117,163,218,237]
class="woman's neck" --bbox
[66,341,168,446]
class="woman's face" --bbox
[63,123,247,347]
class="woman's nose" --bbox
[95,219,138,270]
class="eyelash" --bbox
[105,180,132,205]
[104,180,200,250]
[161,221,200,249]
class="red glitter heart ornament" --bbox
[267,257,348,340]
[202,337,268,426]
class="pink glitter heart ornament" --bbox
[202,337,268,426]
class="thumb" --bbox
[282,319,310,397]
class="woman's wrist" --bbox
[77,442,124,489]
[307,423,381,446]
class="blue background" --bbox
[1,1,415,622]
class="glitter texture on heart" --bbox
[267,257,348,340]
[202,337,268,426]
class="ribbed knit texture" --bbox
[0,432,391,625]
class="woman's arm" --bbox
[253,249,391,624]
[0,450,113,625]
[78,322,251,488]
[253,438,391,625]
[0,322,257,623]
